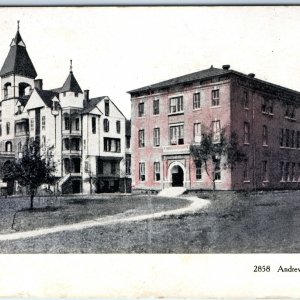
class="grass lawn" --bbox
[0,190,300,253]
[0,194,190,233]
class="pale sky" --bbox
[0,6,300,118]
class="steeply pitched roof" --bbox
[82,96,106,114]
[35,89,59,107]
[128,66,228,94]
[59,71,83,94]
[0,30,37,78]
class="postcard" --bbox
[0,5,300,298]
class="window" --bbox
[244,91,249,109]
[41,116,46,131]
[139,163,145,181]
[116,120,121,133]
[125,155,131,175]
[64,139,70,150]
[5,141,12,152]
[286,129,290,147]
[138,130,145,147]
[138,102,144,117]
[104,119,109,132]
[71,138,80,151]
[154,162,160,181]
[42,135,46,147]
[269,100,274,114]
[170,124,184,145]
[63,92,66,97]
[285,104,296,119]
[262,160,268,182]
[104,138,121,152]
[214,158,221,180]
[262,125,268,146]
[0,124,2,137]
[6,122,10,135]
[193,93,201,109]
[169,96,183,113]
[111,162,116,175]
[153,128,160,147]
[243,159,249,181]
[212,120,221,143]
[211,89,220,106]
[0,111,2,122]
[75,118,80,131]
[262,98,267,113]
[194,123,201,143]
[92,117,96,134]
[280,128,284,147]
[292,163,296,181]
[280,162,285,181]
[105,101,109,116]
[195,160,202,180]
[75,92,78,97]
[297,131,300,149]
[285,162,290,182]
[153,99,159,115]
[291,130,295,148]
[64,116,70,130]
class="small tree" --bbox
[190,128,245,191]
[3,141,56,209]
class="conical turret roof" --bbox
[0,28,37,78]
[60,71,83,94]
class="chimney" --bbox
[248,73,255,78]
[84,89,90,101]
[34,79,43,90]
[222,64,230,70]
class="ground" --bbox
[0,190,300,253]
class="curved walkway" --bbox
[0,196,210,241]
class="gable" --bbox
[97,97,125,119]
[25,89,48,111]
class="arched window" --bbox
[19,82,31,97]
[5,141,12,152]
[4,82,11,99]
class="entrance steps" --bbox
[158,187,187,198]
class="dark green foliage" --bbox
[3,141,56,209]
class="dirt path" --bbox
[0,196,210,241]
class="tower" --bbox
[0,22,37,156]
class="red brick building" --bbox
[128,65,300,191]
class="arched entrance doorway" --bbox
[170,165,184,187]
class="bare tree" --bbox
[190,128,245,191]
